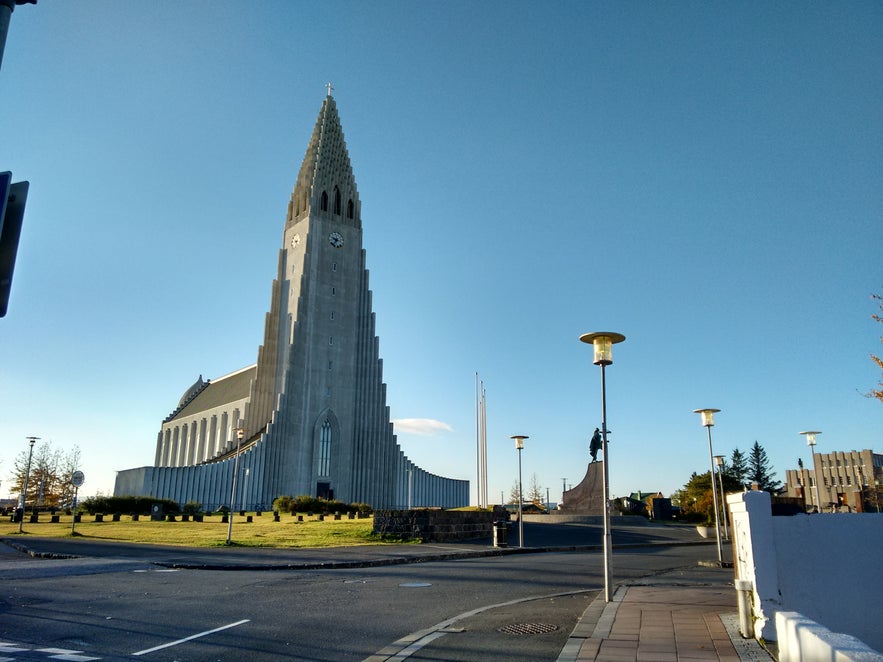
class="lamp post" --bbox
[19,436,38,533]
[799,431,822,512]
[694,409,723,565]
[510,435,528,548]
[713,454,729,540]
[580,331,625,603]
[226,426,246,545]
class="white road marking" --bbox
[131,619,250,656]
[0,644,100,660]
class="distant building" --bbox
[784,448,882,513]
[620,491,672,519]
[114,93,468,510]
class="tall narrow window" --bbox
[333,186,341,215]
[347,199,354,219]
[320,190,328,211]
[318,419,332,476]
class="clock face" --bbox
[329,232,344,248]
[290,233,301,249]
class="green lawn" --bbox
[0,512,396,548]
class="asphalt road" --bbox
[0,522,719,661]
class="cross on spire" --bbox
[326,82,334,97]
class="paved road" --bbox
[1,522,721,661]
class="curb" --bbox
[2,537,717,572]
[1,538,80,560]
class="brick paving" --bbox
[561,584,771,662]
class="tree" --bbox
[675,471,715,522]
[868,290,883,402]
[728,448,749,487]
[527,473,545,506]
[748,441,782,493]
[508,481,522,505]
[58,445,82,507]
[8,441,81,508]
[674,465,744,523]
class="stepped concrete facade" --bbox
[114,94,468,511]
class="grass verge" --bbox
[0,513,400,548]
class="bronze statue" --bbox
[589,428,602,462]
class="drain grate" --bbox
[497,623,559,636]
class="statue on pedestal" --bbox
[589,428,602,462]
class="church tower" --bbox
[245,91,390,505]
[115,92,468,510]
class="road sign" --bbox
[0,176,28,317]
[71,470,85,487]
[0,171,11,233]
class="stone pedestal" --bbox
[559,461,605,515]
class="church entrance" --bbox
[317,482,333,500]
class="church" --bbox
[114,92,469,511]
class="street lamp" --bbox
[713,454,729,540]
[19,436,38,533]
[510,435,528,548]
[694,409,723,565]
[226,426,246,545]
[799,431,822,512]
[580,331,625,603]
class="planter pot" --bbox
[696,525,717,538]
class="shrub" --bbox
[273,495,294,513]
[182,500,203,515]
[79,495,180,516]
[273,495,373,515]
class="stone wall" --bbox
[373,509,501,542]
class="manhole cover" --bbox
[498,623,559,635]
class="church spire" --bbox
[289,91,360,227]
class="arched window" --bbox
[347,199,354,219]
[320,190,328,211]
[333,186,341,215]
[318,419,332,476]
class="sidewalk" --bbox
[558,566,772,662]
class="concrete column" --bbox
[197,418,207,463]
[208,415,218,459]
[170,427,180,467]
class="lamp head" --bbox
[579,331,626,365]
[799,431,821,447]
[236,427,246,440]
[693,408,720,427]
[510,434,529,450]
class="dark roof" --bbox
[177,374,207,407]
[165,365,256,422]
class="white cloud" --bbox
[392,418,454,436]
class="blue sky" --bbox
[1,2,881,505]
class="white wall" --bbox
[729,490,883,655]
